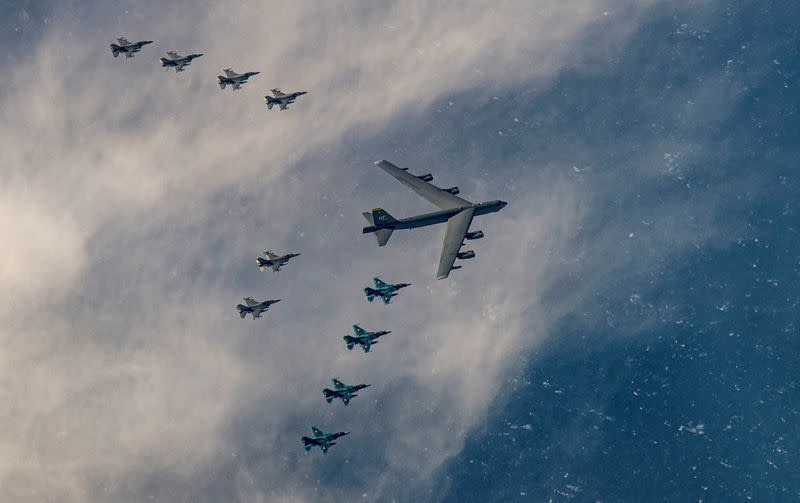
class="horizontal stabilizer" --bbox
[374,228,393,247]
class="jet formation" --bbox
[107,37,508,456]
[160,51,203,72]
[323,378,370,406]
[257,250,301,273]
[343,324,391,353]
[265,89,308,110]
[363,276,410,304]
[217,68,260,90]
[363,160,507,279]
[109,37,153,59]
[236,297,281,319]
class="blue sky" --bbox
[1,1,797,502]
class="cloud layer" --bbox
[0,1,707,501]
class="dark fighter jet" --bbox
[322,378,370,406]
[343,324,391,353]
[363,276,409,304]
[301,426,349,454]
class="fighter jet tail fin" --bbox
[343,336,356,350]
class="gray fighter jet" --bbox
[160,51,203,72]
[322,378,370,406]
[236,297,280,319]
[256,250,300,273]
[343,324,391,353]
[362,160,507,279]
[110,37,153,59]
[217,68,260,90]
[363,276,410,304]
[301,426,349,454]
[264,89,307,110]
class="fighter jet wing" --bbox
[175,61,189,71]
[271,88,286,97]
[117,37,131,45]
[232,82,241,90]
[312,427,324,436]
[332,378,346,389]
[353,325,366,336]
[374,160,471,210]
[167,51,181,59]
[223,68,238,78]
[279,102,288,110]
[437,207,475,279]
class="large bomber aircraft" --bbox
[301,427,349,454]
[110,37,153,59]
[160,51,203,72]
[362,160,507,279]
[217,68,260,90]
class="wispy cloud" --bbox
[0,1,685,501]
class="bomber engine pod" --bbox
[465,230,484,240]
[457,250,476,260]
[445,186,460,195]
[416,173,433,181]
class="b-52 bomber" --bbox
[322,378,370,405]
[110,37,153,59]
[236,297,280,319]
[160,51,203,72]
[264,89,307,110]
[343,324,391,353]
[363,276,410,304]
[217,68,260,90]
[256,250,300,273]
[301,426,349,454]
[362,160,507,279]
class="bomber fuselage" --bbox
[362,200,506,234]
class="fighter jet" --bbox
[217,68,260,90]
[343,324,391,353]
[362,160,507,279]
[264,89,307,110]
[256,250,300,273]
[109,37,153,59]
[236,297,280,319]
[363,276,410,304]
[160,51,203,72]
[301,426,349,454]
[322,378,370,406]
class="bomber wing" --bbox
[437,208,475,279]
[374,160,471,210]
